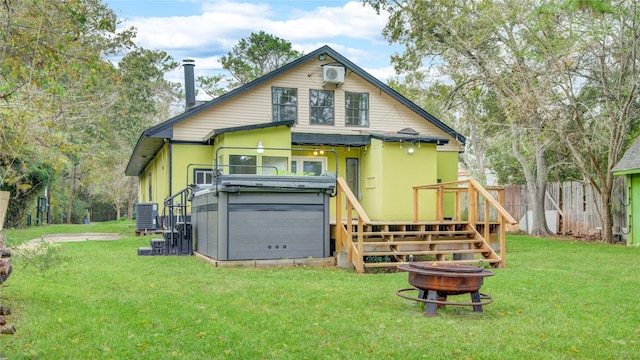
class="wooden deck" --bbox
[333,178,518,273]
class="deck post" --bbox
[438,185,444,222]
[336,185,343,254]
[346,202,353,264]
[498,189,506,268]
[357,217,364,273]
[468,185,476,225]
[484,194,490,245]
[455,191,461,221]
[413,188,419,222]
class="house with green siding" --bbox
[125,45,465,222]
[612,135,640,246]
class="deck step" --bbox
[364,258,500,268]
[360,230,474,236]
[363,248,486,257]
[360,239,482,246]
[366,220,471,225]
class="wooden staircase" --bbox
[334,178,518,273]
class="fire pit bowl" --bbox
[396,262,494,316]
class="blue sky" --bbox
[105,0,403,100]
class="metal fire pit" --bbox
[396,262,494,316]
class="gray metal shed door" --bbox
[227,204,325,260]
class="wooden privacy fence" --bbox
[502,178,627,237]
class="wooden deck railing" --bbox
[335,177,517,273]
[413,179,518,267]
[335,177,370,273]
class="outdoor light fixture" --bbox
[257,141,264,154]
[407,147,415,155]
[319,54,327,61]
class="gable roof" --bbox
[612,135,640,175]
[126,45,466,176]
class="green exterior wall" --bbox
[382,142,438,220]
[172,143,215,191]
[139,129,461,223]
[359,139,385,219]
[358,139,440,221]
[215,126,292,173]
[631,174,640,245]
[437,151,459,218]
[140,144,169,204]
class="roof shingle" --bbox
[612,135,640,174]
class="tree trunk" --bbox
[510,123,553,237]
[127,177,138,221]
[463,121,488,185]
[601,187,614,243]
[529,178,551,237]
[530,146,553,237]
[66,165,76,224]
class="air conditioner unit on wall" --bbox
[322,65,345,86]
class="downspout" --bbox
[169,140,173,197]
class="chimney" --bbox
[183,59,196,111]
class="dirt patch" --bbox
[19,233,124,250]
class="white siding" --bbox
[172,56,463,152]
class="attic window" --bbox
[310,89,334,125]
[345,92,369,127]
[272,87,298,123]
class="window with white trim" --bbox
[229,155,257,174]
[261,156,288,175]
[291,156,327,176]
[194,169,213,186]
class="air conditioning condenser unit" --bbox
[322,65,345,86]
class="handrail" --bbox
[412,179,517,268]
[413,179,517,224]
[162,186,194,244]
[469,179,518,224]
[336,177,370,223]
[335,177,371,273]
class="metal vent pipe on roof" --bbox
[183,59,196,111]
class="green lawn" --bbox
[1,223,639,359]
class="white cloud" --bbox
[265,2,388,42]
[366,66,398,82]
[122,1,390,55]
[116,0,401,95]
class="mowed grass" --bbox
[1,223,639,359]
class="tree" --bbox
[197,31,303,97]
[366,0,640,241]
[535,1,640,242]
[0,0,136,226]
[366,0,558,236]
[87,49,179,220]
